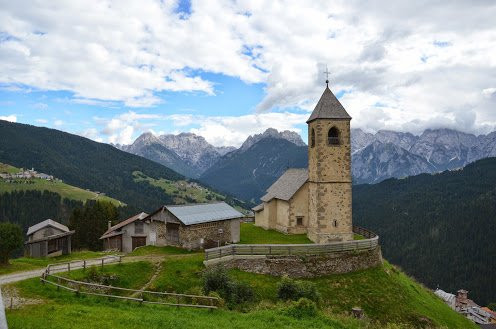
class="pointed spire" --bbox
[306,86,351,123]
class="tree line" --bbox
[353,157,496,306]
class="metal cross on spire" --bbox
[323,65,330,86]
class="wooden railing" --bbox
[204,226,378,262]
[45,255,122,275]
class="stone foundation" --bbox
[216,246,382,278]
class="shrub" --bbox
[225,280,254,305]
[277,276,320,302]
[203,266,230,294]
[202,266,254,307]
[285,298,318,319]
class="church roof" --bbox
[261,168,308,202]
[306,86,351,123]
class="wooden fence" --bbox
[45,255,121,275]
[205,226,378,262]
[40,258,219,310]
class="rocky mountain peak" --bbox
[239,128,305,152]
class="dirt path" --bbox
[0,256,120,286]
[130,261,163,298]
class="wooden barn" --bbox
[25,219,74,257]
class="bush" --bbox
[277,276,320,302]
[225,280,254,305]
[202,266,254,307]
[203,266,230,294]
[285,298,318,319]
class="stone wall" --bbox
[219,247,382,278]
[180,219,238,250]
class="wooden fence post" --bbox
[83,260,86,270]
[68,262,70,272]
[101,258,104,268]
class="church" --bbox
[253,83,353,244]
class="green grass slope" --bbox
[6,255,477,329]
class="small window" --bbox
[328,127,340,145]
[333,220,338,227]
[311,129,315,148]
[296,216,303,226]
[135,221,144,234]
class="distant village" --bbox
[435,288,496,326]
[0,168,55,181]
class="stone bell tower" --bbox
[306,83,353,243]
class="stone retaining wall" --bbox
[218,246,382,278]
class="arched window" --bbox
[311,128,315,148]
[328,127,340,145]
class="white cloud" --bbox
[53,119,64,126]
[98,111,162,145]
[187,112,308,147]
[0,114,17,122]
[0,1,495,134]
[35,118,48,123]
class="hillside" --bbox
[0,163,121,206]
[0,120,234,212]
[200,137,308,203]
[5,251,476,328]
[353,157,496,305]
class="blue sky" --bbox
[1,1,495,146]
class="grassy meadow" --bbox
[133,171,225,204]
[239,223,312,244]
[3,225,478,329]
[5,252,477,329]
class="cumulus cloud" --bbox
[1,0,496,135]
[0,114,17,122]
[188,112,308,147]
[97,111,162,145]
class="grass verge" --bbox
[239,223,312,244]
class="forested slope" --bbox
[353,157,496,305]
[0,120,184,211]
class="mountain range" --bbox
[119,128,304,179]
[351,128,496,184]
[120,126,496,203]
[0,120,245,212]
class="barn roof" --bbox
[26,219,70,236]
[166,202,243,226]
[101,212,148,238]
[260,168,308,202]
[306,86,351,123]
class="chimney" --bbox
[457,289,468,302]
[108,221,112,230]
